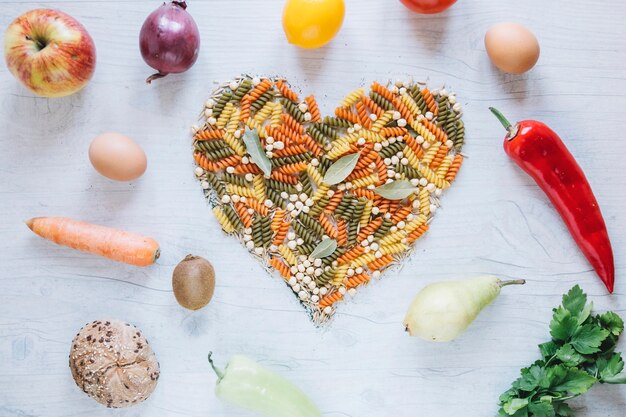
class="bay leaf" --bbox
[310,239,338,259]
[374,180,420,200]
[243,127,272,177]
[323,152,360,185]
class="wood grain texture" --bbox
[0,0,625,416]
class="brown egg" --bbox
[89,132,147,181]
[485,22,540,74]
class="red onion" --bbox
[139,1,200,84]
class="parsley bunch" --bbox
[499,285,626,417]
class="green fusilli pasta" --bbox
[373,219,393,240]
[251,216,264,247]
[299,172,313,196]
[212,91,233,119]
[280,98,305,123]
[318,157,333,176]
[395,163,421,179]
[309,194,331,217]
[223,204,244,230]
[316,123,341,140]
[266,189,287,209]
[251,90,275,112]
[223,172,250,187]
[322,116,353,129]
[298,242,316,257]
[455,120,465,151]
[270,152,312,168]
[266,179,298,194]
[379,141,405,160]
[298,213,325,238]
[205,172,227,197]
[370,92,394,111]
[231,79,252,102]
[194,140,230,153]
[347,220,358,246]
[292,221,318,245]
[204,147,236,161]
[307,126,332,146]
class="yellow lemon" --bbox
[282,0,345,49]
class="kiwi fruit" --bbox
[172,255,215,310]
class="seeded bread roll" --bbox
[69,319,160,408]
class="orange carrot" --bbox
[25,217,159,267]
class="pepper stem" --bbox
[207,352,225,380]
[489,107,513,132]
[499,279,526,287]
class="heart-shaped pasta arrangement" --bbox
[193,76,465,324]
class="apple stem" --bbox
[146,72,168,84]
[25,35,46,51]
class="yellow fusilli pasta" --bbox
[340,88,365,108]
[212,206,235,233]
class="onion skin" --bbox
[139,1,200,83]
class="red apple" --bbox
[3,9,96,98]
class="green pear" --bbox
[403,275,525,342]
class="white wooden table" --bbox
[1,0,624,416]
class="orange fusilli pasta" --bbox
[319,213,338,239]
[275,79,299,102]
[247,198,270,216]
[270,256,291,279]
[445,155,463,182]
[335,107,361,125]
[305,95,321,122]
[272,220,290,245]
[195,129,225,141]
[345,273,370,289]
[337,245,365,265]
[421,87,438,116]
[234,202,254,228]
[367,254,395,271]
[357,217,382,241]
[270,171,299,185]
[319,291,343,308]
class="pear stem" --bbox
[207,352,224,380]
[499,279,526,287]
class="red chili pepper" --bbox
[490,107,615,293]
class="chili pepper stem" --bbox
[489,107,512,131]
[489,107,520,140]
[208,352,225,380]
[498,279,526,287]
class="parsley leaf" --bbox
[570,324,609,354]
[553,403,575,417]
[576,301,593,326]
[503,398,529,415]
[499,388,519,404]
[539,341,558,359]
[550,307,579,341]
[599,311,624,336]
[555,344,584,367]
[599,353,625,381]
[551,368,597,394]
[562,285,586,317]
[528,402,555,417]
[517,365,545,391]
